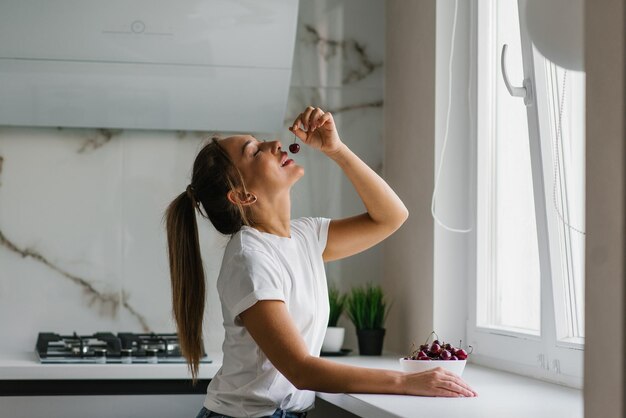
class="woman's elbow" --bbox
[400,206,409,224]
[290,374,309,391]
[377,208,408,236]
[285,357,315,391]
[286,371,311,391]
[392,206,409,230]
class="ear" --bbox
[227,190,257,206]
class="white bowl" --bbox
[399,358,466,376]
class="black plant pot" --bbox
[356,328,386,355]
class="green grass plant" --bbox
[328,286,347,327]
[346,283,390,330]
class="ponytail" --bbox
[164,189,205,382]
[164,136,253,382]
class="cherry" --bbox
[289,134,300,154]
[407,333,471,362]
[455,349,468,360]
[430,343,442,356]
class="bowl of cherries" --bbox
[400,332,472,376]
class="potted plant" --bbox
[346,283,390,355]
[322,286,347,352]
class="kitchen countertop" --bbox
[0,351,221,380]
[1,351,583,418]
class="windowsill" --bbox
[318,354,583,418]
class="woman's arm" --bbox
[239,300,477,397]
[290,107,408,262]
[323,145,408,261]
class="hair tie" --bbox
[186,184,200,209]
[185,184,205,217]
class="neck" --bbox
[249,193,292,237]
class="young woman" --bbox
[165,106,477,418]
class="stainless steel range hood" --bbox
[0,0,299,133]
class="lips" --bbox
[280,152,290,167]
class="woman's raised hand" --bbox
[289,106,343,155]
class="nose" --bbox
[270,140,282,153]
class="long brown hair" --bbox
[164,137,251,381]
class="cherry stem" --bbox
[424,330,439,346]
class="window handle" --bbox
[501,44,534,106]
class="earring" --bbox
[244,192,257,204]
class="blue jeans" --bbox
[195,406,308,418]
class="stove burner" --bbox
[36,332,211,364]
[118,333,182,357]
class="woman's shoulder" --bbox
[291,216,331,242]
[291,216,329,231]
[224,226,275,259]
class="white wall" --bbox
[383,0,436,353]
[383,0,474,355]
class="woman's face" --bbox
[219,135,304,201]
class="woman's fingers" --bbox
[290,124,313,144]
[290,112,309,141]
[307,107,324,130]
[291,106,329,132]
[291,112,305,131]
[407,367,478,398]
[437,380,476,397]
[289,121,306,140]
[441,370,478,396]
[289,107,342,154]
[300,106,316,130]
[316,112,333,130]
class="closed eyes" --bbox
[253,139,266,157]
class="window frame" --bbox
[469,0,583,388]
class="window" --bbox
[470,0,584,388]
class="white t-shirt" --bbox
[204,217,331,418]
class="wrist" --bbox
[394,371,408,395]
[324,143,349,160]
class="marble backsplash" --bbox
[0,0,384,354]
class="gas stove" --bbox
[36,332,212,364]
